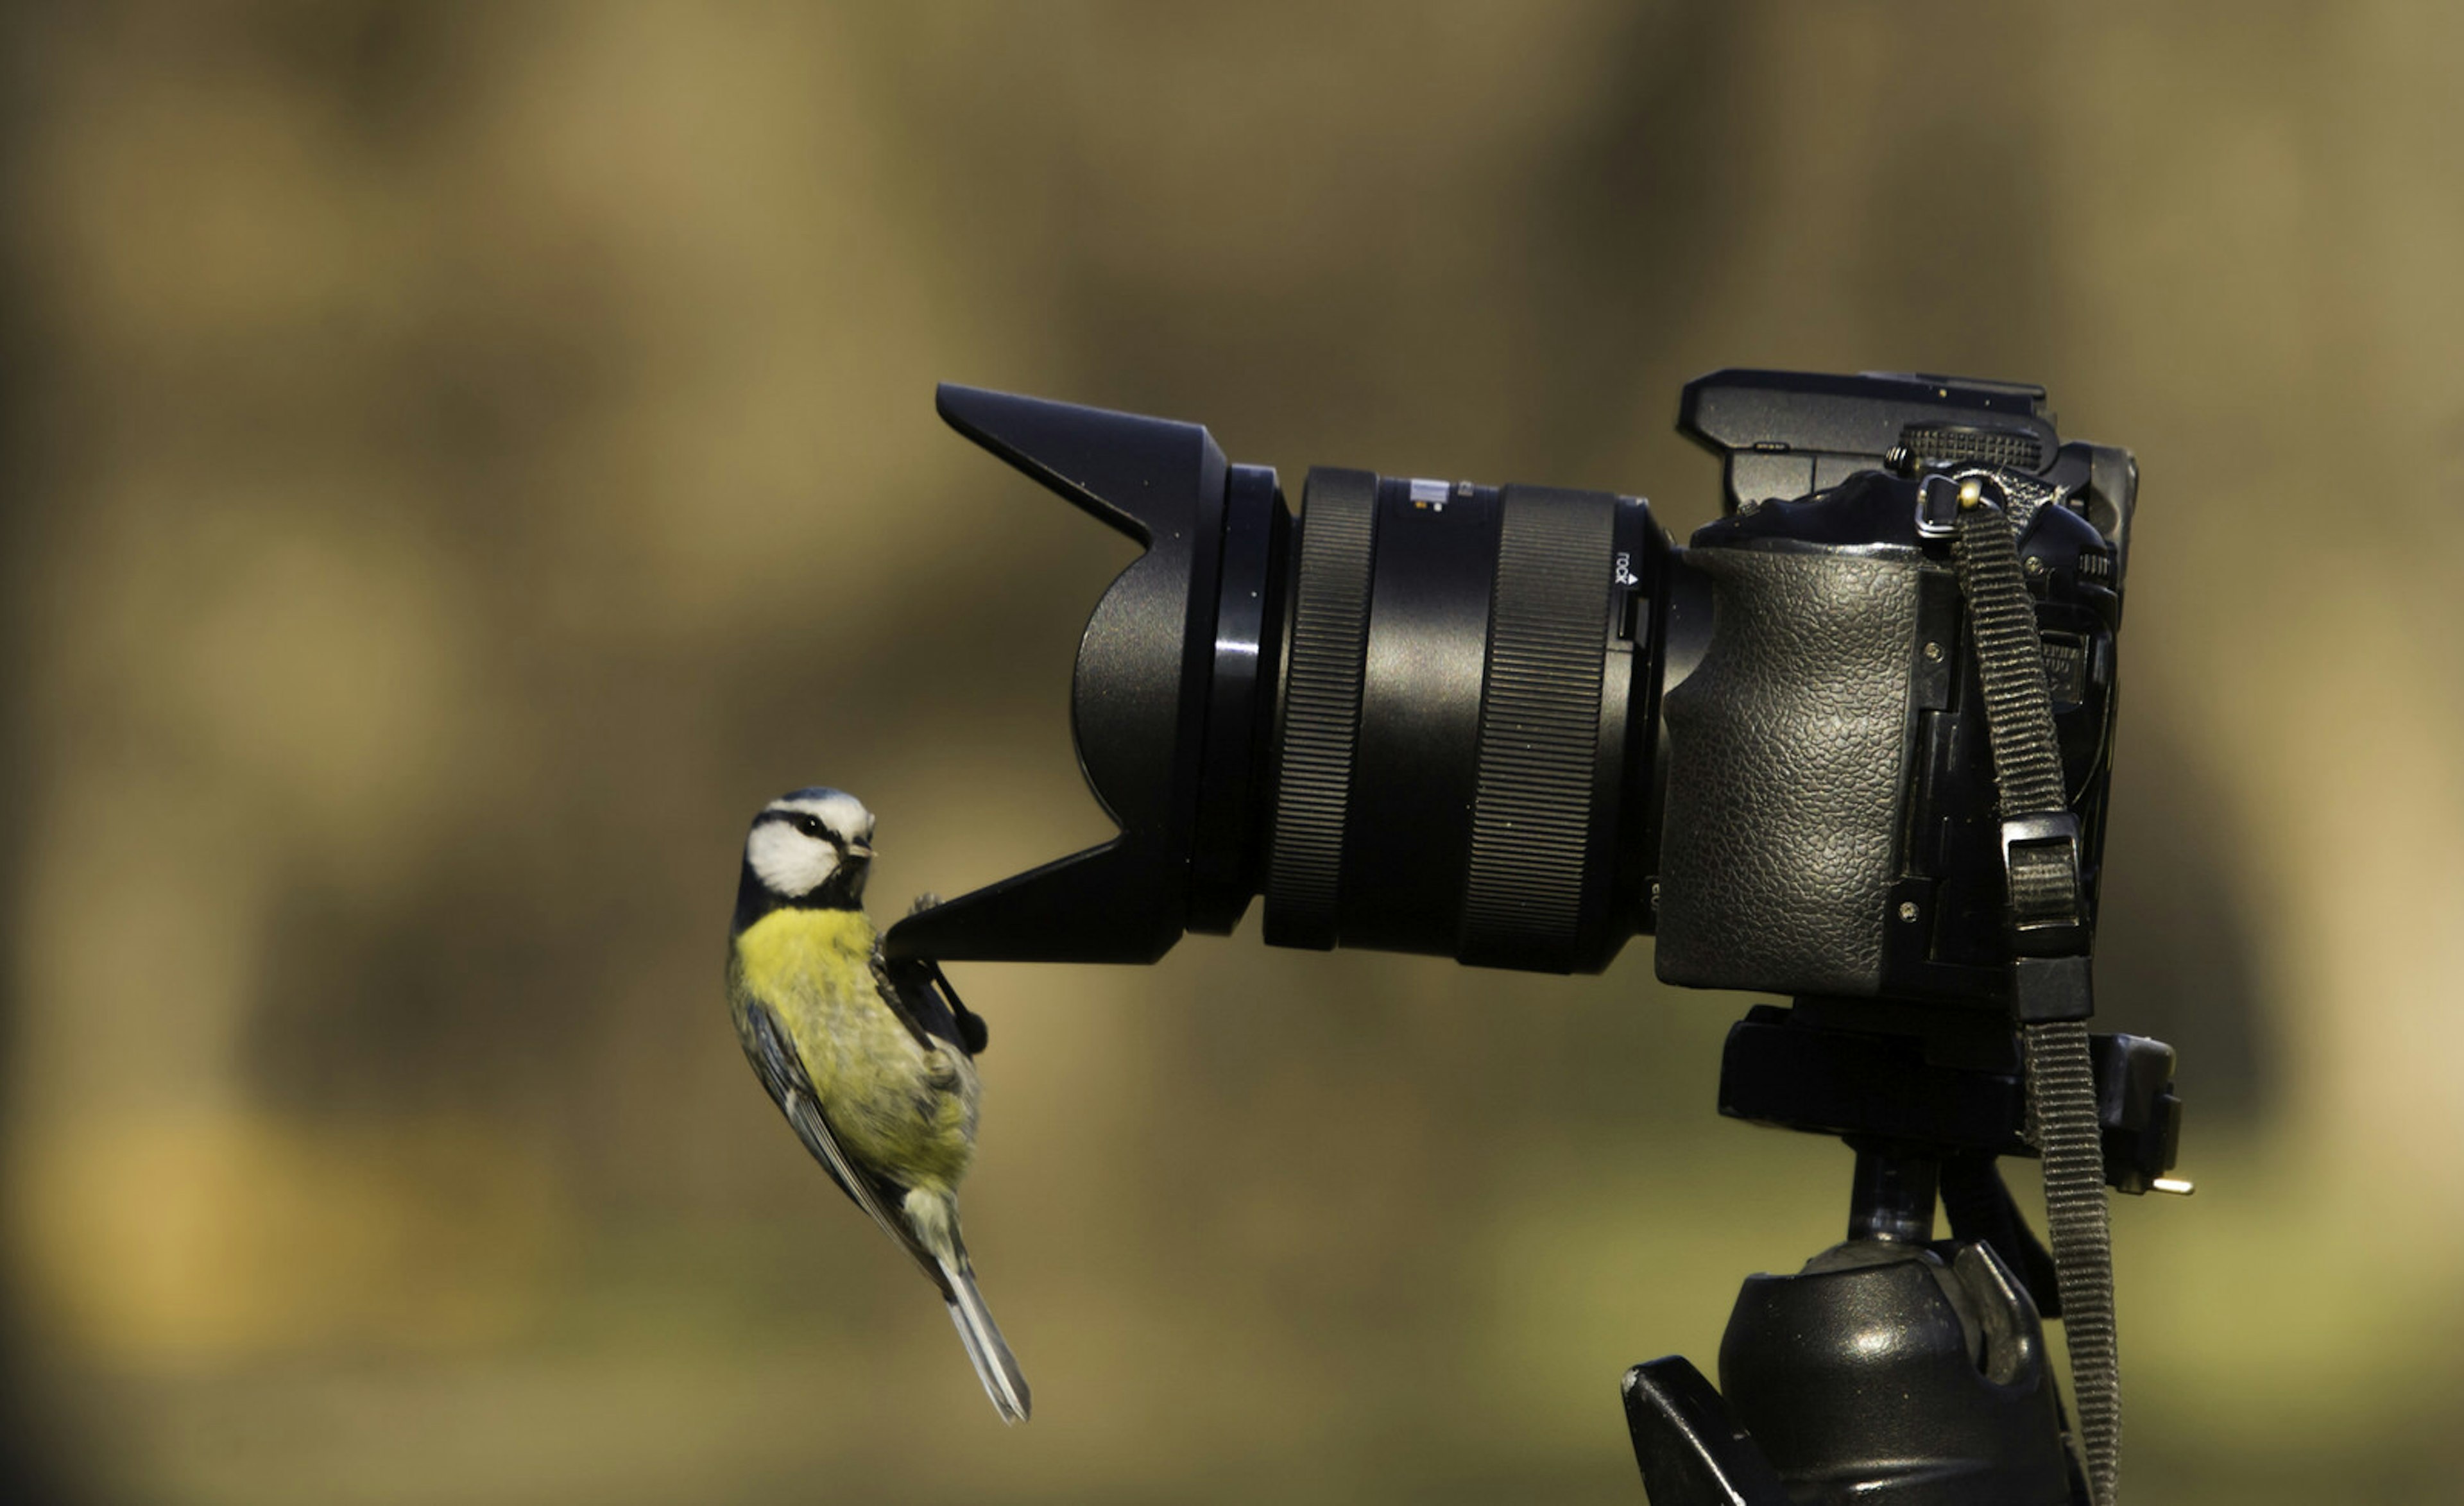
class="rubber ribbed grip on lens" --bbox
[1263,469,1378,948]
[1460,487,1614,969]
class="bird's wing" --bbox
[740,999,951,1297]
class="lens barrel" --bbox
[1260,471,1664,971]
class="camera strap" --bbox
[1944,474,2121,1506]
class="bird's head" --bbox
[744,787,878,911]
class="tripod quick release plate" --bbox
[1719,1003,2182,1195]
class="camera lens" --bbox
[887,386,1681,974]
[1254,469,1668,971]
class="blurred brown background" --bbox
[2,2,2458,1502]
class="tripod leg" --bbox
[1621,1357,1793,1506]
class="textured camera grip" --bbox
[1654,547,1921,995]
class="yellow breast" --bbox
[730,906,977,1192]
[735,905,877,995]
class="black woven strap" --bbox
[1948,477,2121,1506]
[2025,1018,2119,1503]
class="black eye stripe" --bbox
[755,809,845,848]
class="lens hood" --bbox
[885,385,1280,964]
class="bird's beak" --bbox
[848,843,877,862]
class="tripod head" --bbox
[1622,998,2184,1505]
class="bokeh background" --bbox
[1,2,2458,1502]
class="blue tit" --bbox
[726,787,1028,1423]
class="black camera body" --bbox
[887,368,2136,1020]
[1659,422,2130,1007]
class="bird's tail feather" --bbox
[940,1257,1031,1424]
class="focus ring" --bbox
[1460,486,1615,969]
[1263,468,1378,948]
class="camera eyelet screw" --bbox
[1923,640,1944,662]
[2024,555,2046,577]
[1896,900,1920,922]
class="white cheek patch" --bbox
[747,823,840,897]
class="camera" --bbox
[888,368,2136,1005]
[887,369,2178,1504]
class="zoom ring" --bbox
[1263,468,1378,948]
[1460,486,1615,969]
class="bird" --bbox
[724,786,1028,1423]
